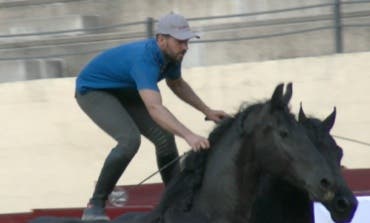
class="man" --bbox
[75,12,228,221]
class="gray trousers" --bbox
[75,89,180,207]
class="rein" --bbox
[120,151,190,192]
[134,152,188,187]
[109,152,189,206]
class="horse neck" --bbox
[234,134,262,219]
[251,176,314,223]
[278,180,314,223]
[195,124,260,221]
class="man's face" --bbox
[159,35,189,62]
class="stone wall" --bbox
[0,0,369,80]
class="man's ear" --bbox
[157,34,168,49]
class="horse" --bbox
[30,83,340,223]
[250,105,358,223]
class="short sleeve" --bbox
[130,60,160,91]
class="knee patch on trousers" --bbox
[115,134,141,159]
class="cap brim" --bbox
[170,30,200,40]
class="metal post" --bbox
[333,0,343,53]
[146,17,155,38]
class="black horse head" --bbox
[299,105,358,223]
[251,105,358,223]
[240,84,336,201]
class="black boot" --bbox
[82,148,132,221]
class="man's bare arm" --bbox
[139,89,209,150]
[166,77,210,114]
[166,77,229,122]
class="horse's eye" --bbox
[279,130,289,138]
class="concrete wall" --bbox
[1,14,370,77]
[0,0,334,24]
[0,51,369,213]
[0,0,370,80]
[0,0,368,34]
[0,59,64,82]
[0,15,100,37]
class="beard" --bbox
[164,49,187,63]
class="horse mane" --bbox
[209,102,266,144]
[152,102,265,218]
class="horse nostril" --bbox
[335,197,350,212]
[320,178,331,190]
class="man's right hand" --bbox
[184,133,210,151]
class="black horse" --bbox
[250,105,358,223]
[30,83,341,223]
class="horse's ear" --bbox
[298,102,308,123]
[322,107,336,132]
[282,82,293,105]
[271,83,284,108]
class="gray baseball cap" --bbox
[155,13,200,40]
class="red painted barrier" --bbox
[342,168,370,195]
[0,213,33,223]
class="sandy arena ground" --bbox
[0,52,369,214]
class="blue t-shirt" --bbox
[76,38,181,94]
